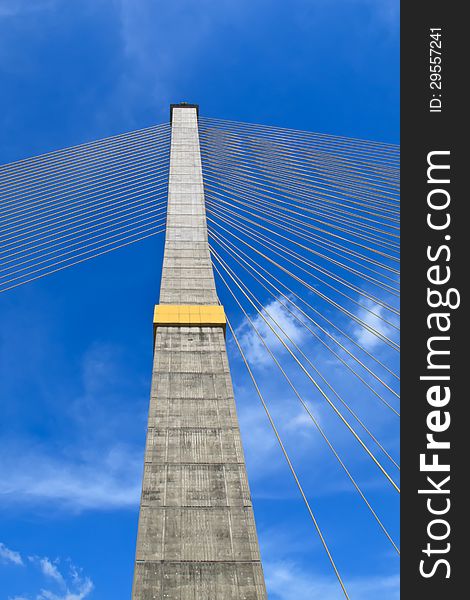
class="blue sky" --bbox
[0,1,399,599]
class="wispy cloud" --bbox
[229,294,399,493]
[0,443,141,511]
[352,298,399,351]
[0,339,147,512]
[265,560,399,600]
[36,562,93,600]
[235,295,308,366]
[32,557,65,586]
[0,542,23,566]
[2,544,93,600]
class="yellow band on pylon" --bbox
[153,304,226,331]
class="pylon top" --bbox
[169,102,199,124]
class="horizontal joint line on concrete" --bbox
[146,426,240,430]
[153,372,233,378]
[139,505,254,510]
[134,560,263,564]
[143,461,247,466]
[151,396,234,400]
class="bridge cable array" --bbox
[0,123,170,292]
[227,314,351,600]
[200,117,400,599]
[0,116,399,599]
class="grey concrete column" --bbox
[132,105,267,599]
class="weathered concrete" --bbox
[132,105,267,599]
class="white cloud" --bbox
[265,560,399,600]
[235,384,324,491]
[37,558,65,586]
[35,560,93,600]
[352,298,399,351]
[236,296,308,366]
[0,340,148,512]
[284,409,317,432]
[0,542,23,565]
[6,552,93,600]
[37,572,93,600]
[0,444,141,511]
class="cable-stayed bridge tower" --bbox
[131,104,267,599]
[0,103,400,600]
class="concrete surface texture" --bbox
[131,106,267,599]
